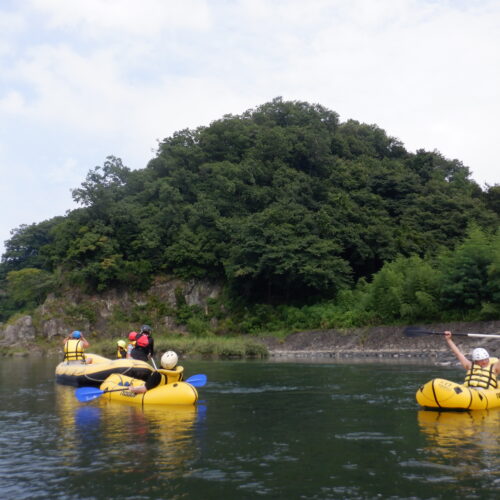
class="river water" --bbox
[0,355,498,499]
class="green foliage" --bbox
[439,226,500,312]
[63,301,98,325]
[186,316,211,337]
[0,98,498,327]
[6,268,56,310]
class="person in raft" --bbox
[130,351,179,394]
[130,325,154,362]
[126,331,137,359]
[63,330,92,364]
[444,331,500,389]
[116,340,127,359]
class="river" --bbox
[0,355,498,499]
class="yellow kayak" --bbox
[416,378,500,410]
[55,353,154,387]
[98,370,198,406]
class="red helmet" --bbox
[136,334,149,347]
[128,331,137,341]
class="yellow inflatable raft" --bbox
[98,369,198,406]
[416,378,500,410]
[55,353,154,387]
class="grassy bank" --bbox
[0,333,269,359]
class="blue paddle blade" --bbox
[185,374,207,387]
[75,386,105,403]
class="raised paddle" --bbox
[404,326,500,339]
[75,373,208,402]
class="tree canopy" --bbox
[0,98,498,321]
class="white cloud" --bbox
[29,0,212,37]
[0,0,499,256]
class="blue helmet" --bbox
[72,331,82,339]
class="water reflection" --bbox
[418,409,500,479]
[54,384,204,479]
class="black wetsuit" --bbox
[145,371,165,390]
[130,333,154,361]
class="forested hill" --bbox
[1,98,499,324]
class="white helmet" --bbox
[472,348,489,361]
[161,350,178,369]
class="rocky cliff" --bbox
[0,277,222,345]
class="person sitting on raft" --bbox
[116,340,127,359]
[130,351,178,394]
[126,331,137,359]
[63,330,92,364]
[130,325,154,362]
[444,331,500,389]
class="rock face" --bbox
[1,316,36,343]
[0,278,222,345]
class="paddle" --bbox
[404,326,500,339]
[75,386,128,402]
[75,373,208,402]
[149,355,158,370]
[185,374,207,387]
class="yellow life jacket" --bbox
[116,347,127,359]
[158,366,184,384]
[64,339,85,362]
[464,357,499,389]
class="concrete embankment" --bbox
[260,321,500,363]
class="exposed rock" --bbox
[42,318,69,340]
[0,277,222,345]
[1,316,36,343]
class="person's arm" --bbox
[130,384,147,394]
[493,359,500,375]
[80,335,90,349]
[444,331,471,370]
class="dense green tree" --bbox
[0,98,498,317]
[439,226,499,312]
[7,268,56,310]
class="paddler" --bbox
[130,325,154,362]
[116,340,127,359]
[63,330,92,364]
[126,331,137,358]
[444,330,500,389]
[129,351,179,394]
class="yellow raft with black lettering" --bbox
[416,378,500,410]
[98,368,198,406]
[55,353,154,387]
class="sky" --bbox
[1,0,499,257]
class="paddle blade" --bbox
[75,387,105,403]
[186,374,207,387]
[404,326,443,337]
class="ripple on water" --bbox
[209,383,301,394]
[334,432,403,443]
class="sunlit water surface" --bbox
[0,355,499,499]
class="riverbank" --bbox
[2,320,499,361]
[258,321,500,362]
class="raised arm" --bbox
[80,334,90,349]
[444,331,471,370]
